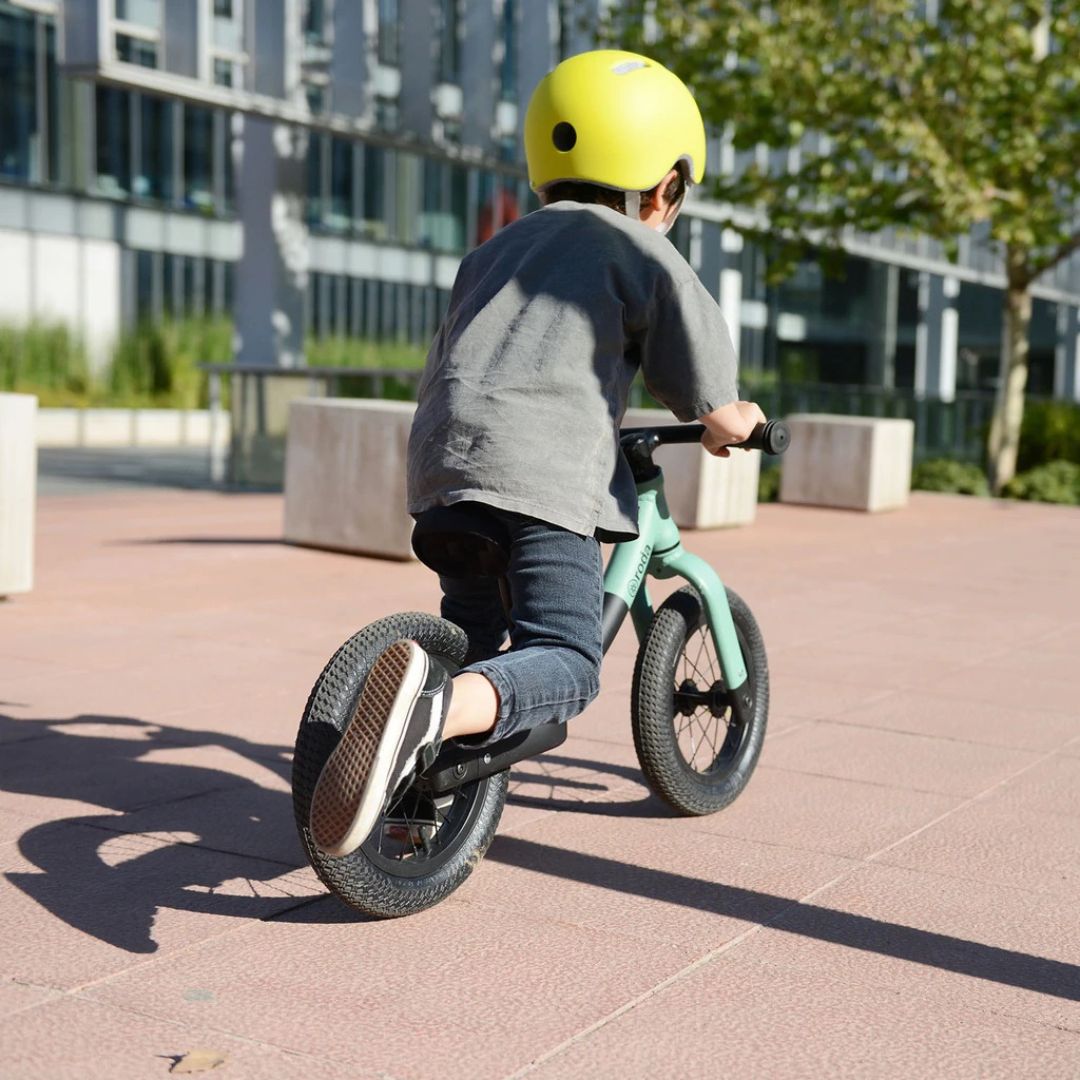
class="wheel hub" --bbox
[674,678,733,718]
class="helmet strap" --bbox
[623,190,641,219]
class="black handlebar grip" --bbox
[743,419,791,456]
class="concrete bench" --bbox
[283,400,763,561]
[779,414,914,512]
[0,393,37,596]
[621,408,760,529]
[284,398,417,559]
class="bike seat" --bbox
[411,504,511,579]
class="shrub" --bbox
[1017,401,1080,472]
[911,458,989,496]
[0,322,90,404]
[758,465,781,503]
[1002,461,1080,506]
[306,336,428,370]
[108,317,233,408]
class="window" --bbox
[115,0,161,26]
[134,94,173,200]
[305,83,326,115]
[499,0,518,102]
[361,143,388,238]
[303,0,326,43]
[419,157,467,253]
[437,0,461,83]
[116,33,158,67]
[183,104,214,209]
[377,0,400,65]
[95,86,131,196]
[307,132,324,224]
[374,96,398,132]
[329,138,353,229]
[0,5,38,181]
[213,0,233,16]
[213,57,234,87]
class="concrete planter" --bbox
[283,400,761,563]
[0,393,37,596]
[284,398,417,559]
[622,408,761,528]
[779,414,914,512]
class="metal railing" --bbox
[200,363,1005,486]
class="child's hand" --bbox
[699,401,767,457]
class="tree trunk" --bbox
[987,248,1032,495]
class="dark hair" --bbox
[543,166,687,215]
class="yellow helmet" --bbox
[524,49,706,194]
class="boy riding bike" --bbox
[310,49,767,858]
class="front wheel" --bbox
[631,586,768,816]
[292,612,508,918]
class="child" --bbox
[310,49,766,858]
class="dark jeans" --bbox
[436,507,603,745]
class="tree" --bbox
[611,1,1080,492]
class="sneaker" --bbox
[309,639,453,858]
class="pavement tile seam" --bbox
[824,711,1080,753]
[513,741,1073,1076]
[759,760,1015,801]
[502,876,842,1080]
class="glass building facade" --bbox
[0,0,1077,402]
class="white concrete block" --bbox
[284,399,418,559]
[0,393,37,596]
[35,409,80,446]
[622,408,760,528]
[81,409,136,447]
[779,414,914,512]
[0,229,32,321]
[133,410,184,446]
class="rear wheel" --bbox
[292,612,507,918]
[631,586,768,816]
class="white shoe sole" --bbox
[309,640,430,858]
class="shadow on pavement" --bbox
[1,713,310,954]
[486,835,1080,1003]
[5,711,1077,1004]
[120,538,287,546]
[507,751,669,818]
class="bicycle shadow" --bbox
[506,751,671,818]
[0,713,644,952]
[1,712,317,953]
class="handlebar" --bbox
[619,419,791,457]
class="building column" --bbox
[867,261,899,389]
[331,0,371,120]
[234,0,307,368]
[518,0,555,109]
[461,0,498,151]
[1054,303,1080,401]
[915,272,959,401]
[399,0,436,137]
[234,115,309,367]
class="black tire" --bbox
[631,586,768,816]
[292,612,508,918]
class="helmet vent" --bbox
[612,60,647,75]
[552,122,577,152]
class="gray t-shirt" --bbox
[406,201,739,541]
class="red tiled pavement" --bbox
[1,489,1079,1078]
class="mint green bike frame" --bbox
[600,468,752,716]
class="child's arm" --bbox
[698,401,767,458]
